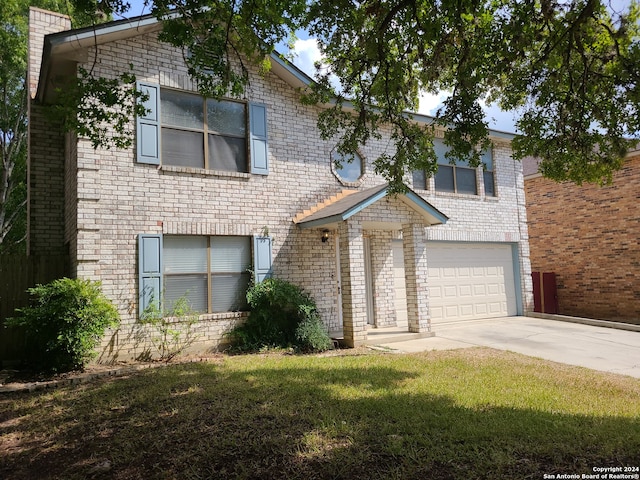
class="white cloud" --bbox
[289,38,518,133]
[417,91,517,133]
[291,38,323,77]
[291,38,343,91]
[417,91,449,117]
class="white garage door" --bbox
[427,243,517,323]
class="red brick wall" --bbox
[525,153,640,324]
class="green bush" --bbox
[294,307,334,353]
[6,278,120,372]
[228,278,333,353]
[139,295,201,362]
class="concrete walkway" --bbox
[375,316,640,378]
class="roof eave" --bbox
[339,188,389,221]
[269,53,315,90]
[47,13,167,55]
[296,184,448,229]
[296,215,346,229]
[403,190,449,225]
[36,11,516,139]
[37,13,168,102]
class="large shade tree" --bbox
[0,0,91,253]
[34,1,640,192]
[0,0,31,252]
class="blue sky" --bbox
[284,35,518,133]
[122,0,518,132]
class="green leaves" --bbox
[304,0,501,188]
[506,0,640,183]
[57,0,640,185]
[305,0,639,185]
[154,0,308,100]
[139,295,201,362]
[1,0,96,252]
[7,278,120,372]
[229,278,332,353]
[51,66,148,150]
[0,0,29,252]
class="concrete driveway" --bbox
[377,316,640,378]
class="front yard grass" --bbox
[1,347,639,479]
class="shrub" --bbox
[294,307,334,353]
[228,278,333,353]
[6,278,120,372]
[139,295,201,362]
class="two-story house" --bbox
[28,8,533,360]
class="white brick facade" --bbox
[28,10,533,360]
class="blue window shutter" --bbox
[139,234,163,316]
[253,236,272,283]
[249,103,268,175]
[136,82,161,165]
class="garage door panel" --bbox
[430,285,443,298]
[488,302,504,314]
[473,284,486,295]
[445,305,459,317]
[459,284,472,296]
[444,285,457,297]
[427,243,517,323]
[460,304,474,316]
[443,268,456,278]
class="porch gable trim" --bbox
[294,183,448,229]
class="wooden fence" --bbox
[0,255,69,364]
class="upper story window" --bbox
[482,150,495,197]
[332,149,364,185]
[135,82,269,175]
[161,89,247,172]
[412,138,495,196]
[435,156,477,195]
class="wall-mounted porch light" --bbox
[321,229,330,243]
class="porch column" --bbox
[338,219,367,347]
[402,223,431,333]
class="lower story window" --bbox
[163,235,251,313]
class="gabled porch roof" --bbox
[293,183,448,229]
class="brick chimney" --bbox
[28,7,71,99]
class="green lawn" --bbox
[1,348,639,479]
